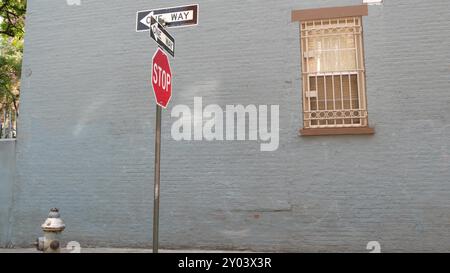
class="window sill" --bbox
[300,127,375,136]
[0,139,16,142]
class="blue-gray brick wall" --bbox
[0,140,15,247]
[6,0,450,252]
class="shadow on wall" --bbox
[0,140,16,247]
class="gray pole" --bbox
[153,104,162,253]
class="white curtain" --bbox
[307,29,357,73]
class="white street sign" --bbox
[150,16,175,57]
[137,4,199,32]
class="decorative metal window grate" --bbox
[300,17,368,129]
[0,108,17,139]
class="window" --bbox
[292,5,374,136]
[0,107,17,139]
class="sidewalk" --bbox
[0,248,253,253]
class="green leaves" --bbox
[0,42,21,111]
[0,0,25,112]
[0,0,27,39]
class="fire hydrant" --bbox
[35,208,65,253]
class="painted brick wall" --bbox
[8,0,450,252]
[0,140,15,247]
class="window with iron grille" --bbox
[292,4,374,136]
[300,16,369,130]
[0,107,17,139]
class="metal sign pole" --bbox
[152,15,167,254]
[153,104,162,253]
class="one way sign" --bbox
[136,4,199,32]
[150,16,175,57]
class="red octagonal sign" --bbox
[152,48,172,108]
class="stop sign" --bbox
[152,48,172,108]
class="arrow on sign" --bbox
[136,4,199,31]
[150,16,175,57]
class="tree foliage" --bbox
[0,0,26,39]
[0,0,26,113]
[0,37,22,112]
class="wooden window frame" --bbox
[292,5,375,137]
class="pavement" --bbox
[0,248,253,253]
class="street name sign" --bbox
[150,16,175,57]
[137,4,199,31]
